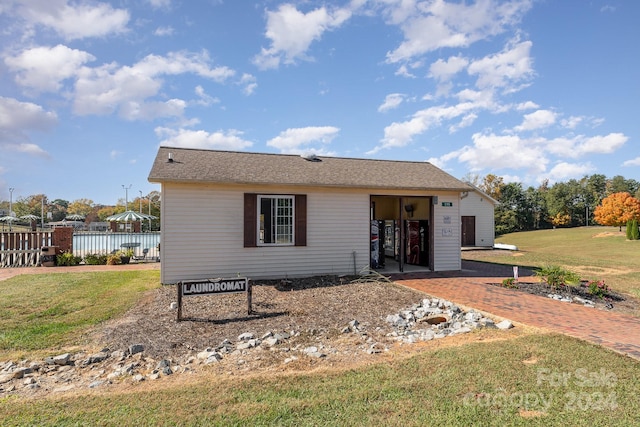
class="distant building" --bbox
[460,186,498,248]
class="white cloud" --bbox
[467,40,534,91]
[73,50,235,119]
[370,102,475,153]
[545,133,628,158]
[155,127,253,151]
[267,126,340,154]
[457,132,548,174]
[5,44,95,93]
[449,113,477,133]
[378,93,405,112]
[394,64,415,78]
[623,157,640,167]
[193,86,219,107]
[239,73,257,96]
[15,0,130,40]
[547,162,595,181]
[0,97,56,157]
[0,96,57,132]
[13,143,49,157]
[561,115,583,129]
[429,55,469,81]
[148,0,172,9]
[384,0,532,63]
[154,26,174,36]
[253,4,352,69]
[514,109,556,132]
[516,101,539,110]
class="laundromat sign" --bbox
[176,277,253,321]
[181,277,248,296]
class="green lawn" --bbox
[1,334,639,426]
[463,226,640,298]
[0,270,160,358]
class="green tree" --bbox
[68,199,94,217]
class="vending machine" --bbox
[405,220,429,266]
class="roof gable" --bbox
[148,147,472,192]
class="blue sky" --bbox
[1,0,638,205]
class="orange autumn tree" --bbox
[593,192,640,230]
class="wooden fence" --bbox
[0,231,53,268]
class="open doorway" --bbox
[370,196,433,273]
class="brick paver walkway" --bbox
[392,261,640,361]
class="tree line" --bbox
[0,191,161,229]
[464,174,640,235]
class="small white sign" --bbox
[443,215,451,224]
[442,228,453,237]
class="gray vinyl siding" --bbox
[159,183,369,283]
[432,195,461,271]
[460,191,496,247]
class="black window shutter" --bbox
[244,193,257,247]
[295,194,307,246]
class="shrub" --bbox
[626,220,633,240]
[500,278,519,289]
[56,252,81,266]
[535,265,580,290]
[586,280,609,299]
[106,253,122,265]
[631,219,640,240]
[84,253,108,265]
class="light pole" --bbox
[41,195,46,230]
[122,184,132,210]
[148,195,152,231]
[9,187,14,231]
[139,190,143,214]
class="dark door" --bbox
[461,216,476,246]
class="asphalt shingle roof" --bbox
[148,147,472,192]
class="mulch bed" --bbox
[93,276,428,359]
[488,280,639,315]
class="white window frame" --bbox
[257,195,295,246]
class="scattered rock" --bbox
[496,320,514,330]
[128,344,144,355]
[237,332,255,341]
[385,299,509,343]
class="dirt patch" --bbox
[593,232,624,238]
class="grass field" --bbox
[1,333,639,426]
[0,270,160,359]
[1,228,640,425]
[463,226,640,299]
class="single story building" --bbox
[459,185,499,248]
[148,147,473,284]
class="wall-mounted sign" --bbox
[443,215,451,224]
[442,228,453,236]
[441,202,453,207]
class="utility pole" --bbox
[122,184,132,210]
[139,190,143,214]
[9,187,14,232]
